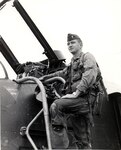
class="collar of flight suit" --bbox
[71,52,84,62]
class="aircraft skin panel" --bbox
[92,96,121,149]
[1,79,47,150]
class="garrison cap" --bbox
[67,33,81,42]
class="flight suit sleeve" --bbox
[76,53,98,93]
[43,67,68,80]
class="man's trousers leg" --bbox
[50,97,90,149]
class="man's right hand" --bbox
[39,76,46,81]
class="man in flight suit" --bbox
[41,33,100,149]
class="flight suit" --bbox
[47,52,99,149]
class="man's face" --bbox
[67,39,82,54]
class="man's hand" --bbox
[39,76,46,81]
[61,89,81,99]
[61,94,76,99]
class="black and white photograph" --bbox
[0,0,121,149]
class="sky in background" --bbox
[0,0,121,93]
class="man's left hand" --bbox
[61,94,77,99]
[61,90,81,99]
